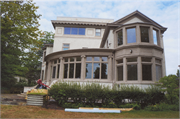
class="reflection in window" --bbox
[117,29,123,46]
[142,65,152,80]
[156,65,162,81]
[94,57,100,61]
[69,64,74,78]
[153,30,158,45]
[52,66,56,78]
[86,57,92,61]
[93,63,100,79]
[75,63,81,78]
[117,66,123,81]
[86,63,92,79]
[141,27,149,42]
[102,57,107,62]
[127,28,136,43]
[64,27,85,35]
[64,64,68,78]
[127,65,137,80]
[101,63,108,79]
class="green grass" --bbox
[1,105,179,118]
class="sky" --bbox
[34,0,180,76]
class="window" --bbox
[127,28,136,43]
[127,57,137,62]
[64,27,85,35]
[85,57,108,79]
[156,65,162,81]
[95,29,101,36]
[63,57,81,79]
[117,29,123,46]
[142,65,152,80]
[52,59,61,79]
[63,44,69,51]
[117,66,123,81]
[140,27,149,42]
[127,65,137,80]
[142,57,151,62]
[153,29,158,45]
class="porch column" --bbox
[136,25,141,44]
[123,58,127,82]
[108,55,113,81]
[46,60,52,85]
[81,55,86,80]
[59,57,64,80]
[152,57,156,82]
[137,56,142,82]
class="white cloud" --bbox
[34,0,180,75]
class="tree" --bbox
[176,69,180,77]
[156,75,179,104]
[1,0,41,88]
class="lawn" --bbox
[1,105,179,118]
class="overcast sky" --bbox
[34,0,180,76]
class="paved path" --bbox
[1,94,26,105]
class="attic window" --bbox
[64,27,85,35]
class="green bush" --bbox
[144,103,179,111]
[48,81,165,108]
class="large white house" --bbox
[41,10,167,89]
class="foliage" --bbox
[144,103,179,111]
[176,69,180,77]
[156,74,179,104]
[48,81,164,108]
[1,0,41,87]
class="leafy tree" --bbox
[1,0,41,88]
[176,69,180,77]
[156,75,179,104]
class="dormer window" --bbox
[64,27,85,35]
[127,27,136,43]
[140,27,149,42]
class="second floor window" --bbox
[117,29,123,46]
[140,27,149,42]
[127,28,136,43]
[64,27,85,35]
[95,29,101,36]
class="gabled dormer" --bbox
[100,10,167,48]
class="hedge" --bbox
[48,81,165,108]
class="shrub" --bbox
[144,103,179,111]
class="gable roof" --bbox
[100,10,167,48]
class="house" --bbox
[41,10,167,89]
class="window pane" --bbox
[64,64,68,78]
[156,65,162,81]
[69,64,74,78]
[93,63,100,79]
[58,59,61,63]
[142,65,152,80]
[142,57,151,62]
[64,58,68,62]
[141,27,149,42]
[117,66,123,81]
[57,64,60,78]
[96,29,101,36]
[76,57,81,61]
[102,57,107,62]
[54,60,57,64]
[117,59,123,64]
[153,30,158,45]
[127,28,136,43]
[52,66,56,78]
[127,58,137,62]
[101,63,108,79]
[94,57,100,61]
[63,44,69,47]
[63,48,69,51]
[86,63,92,78]
[127,65,137,80]
[86,57,92,61]
[75,63,81,78]
[70,57,74,62]
[117,30,123,46]
[79,28,85,35]
[64,27,71,34]
[71,28,78,35]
